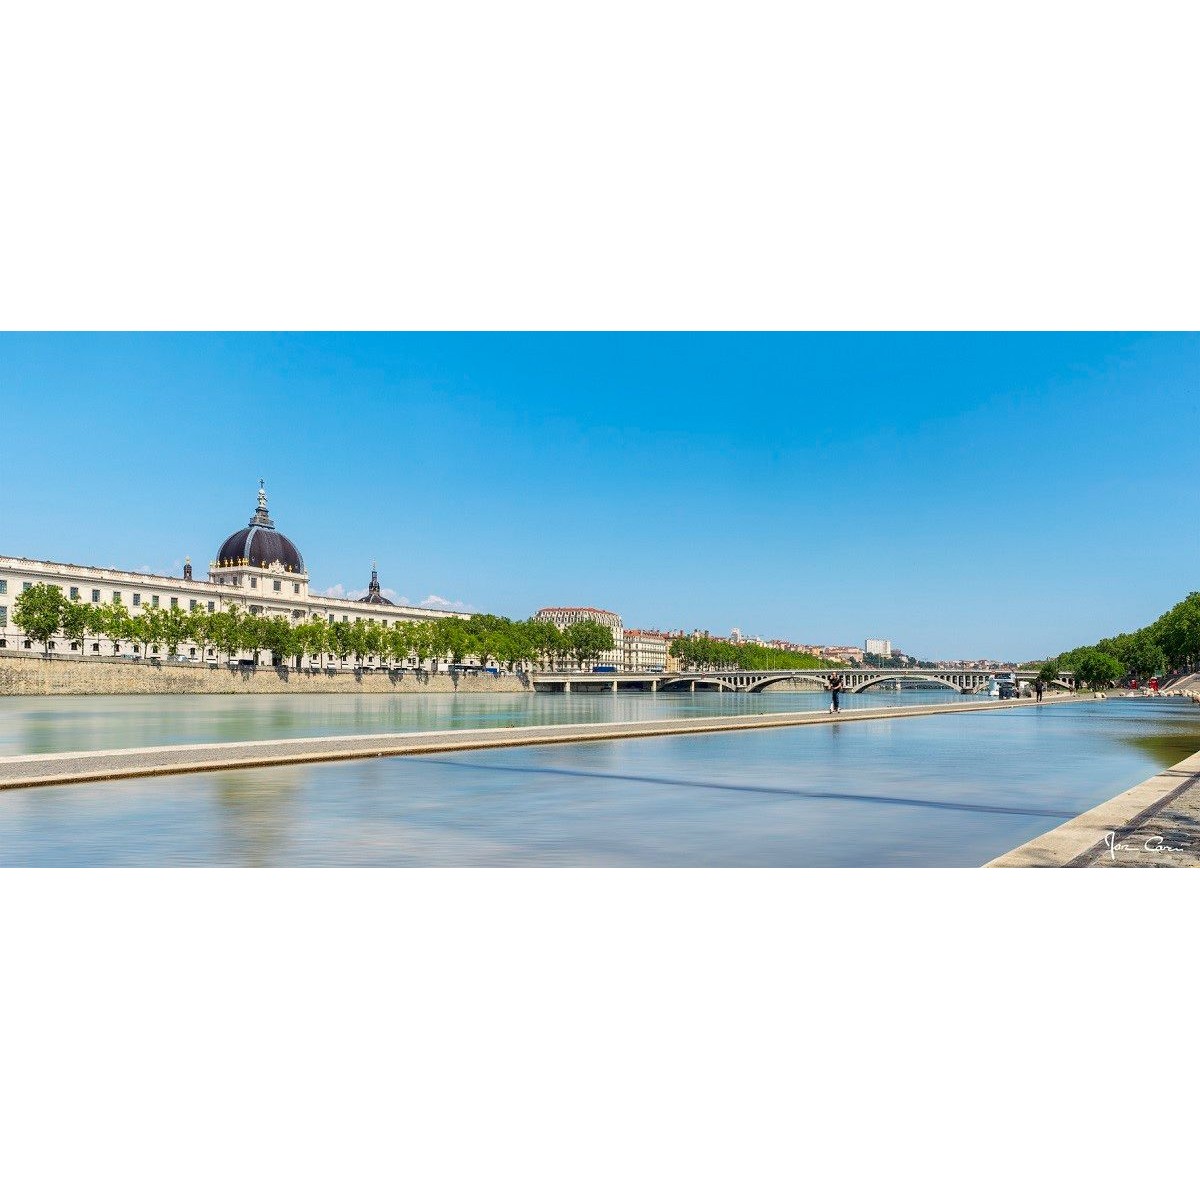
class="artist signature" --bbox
[1103,831,1192,860]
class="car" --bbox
[998,682,1019,699]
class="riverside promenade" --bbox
[987,746,1200,867]
[0,694,1082,791]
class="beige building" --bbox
[622,628,671,672]
[0,483,464,668]
[823,645,864,664]
[533,606,624,669]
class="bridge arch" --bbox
[655,676,738,693]
[850,675,964,694]
[744,673,825,694]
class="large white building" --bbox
[865,637,892,657]
[0,482,464,668]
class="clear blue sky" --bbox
[2,333,1195,661]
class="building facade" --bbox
[865,637,892,657]
[533,606,624,669]
[622,628,671,672]
[822,645,865,664]
[0,483,464,668]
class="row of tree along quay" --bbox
[668,634,839,671]
[9,583,616,672]
[1027,591,1200,688]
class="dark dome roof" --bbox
[216,483,305,572]
[357,563,394,605]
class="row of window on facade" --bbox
[0,637,461,670]
[227,576,301,594]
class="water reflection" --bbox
[0,687,979,757]
[2,698,1198,867]
[211,770,302,867]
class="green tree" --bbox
[298,616,330,668]
[567,619,615,669]
[329,619,354,665]
[14,583,66,655]
[527,620,563,669]
[209,604,245,660]
[187,608,213,664]
[362,621,385,666]
[1036,660,1061,685]
[1153,593,1200,673]
[1121,631,1167,681]
[60,598,91,656]
[1064,648,1124,689]
[99,600,132,655]
[141,605,168,659]
[160,605,191,657]
[407,621,434,670]
[85,602,110,654]
[427,619,456,672]
[261,615,299,666]
[391,619,420,667]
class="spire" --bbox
[251,479,275,529]
[368,561,381,596]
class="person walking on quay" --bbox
[828,673,844,714]
[1035,679,1044,703]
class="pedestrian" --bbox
[828,673,843,713]
[1035,679,1044,703]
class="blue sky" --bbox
[1,333,1195,661]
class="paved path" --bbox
[0,695,1083,791]
[987,747,1200,867]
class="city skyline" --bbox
[2,332,1196,661]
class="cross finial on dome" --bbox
[251,480,275,529]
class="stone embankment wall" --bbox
[0,654,530,696]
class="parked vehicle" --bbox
[592,665,618,674]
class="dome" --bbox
[357,562,394,605]
[215,482,306,573]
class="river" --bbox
[1,693,1197,866]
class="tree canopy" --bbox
[1038,589,1200,687]
[670,634,835,672]
[12,583,66,654]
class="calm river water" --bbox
[0,687,971,755]
[2,693,1198,866]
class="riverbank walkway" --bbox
[987,746,1200,867]
[0,694,1083,791]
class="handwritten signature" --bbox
[1103,831,1192,860]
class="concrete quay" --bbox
[0,652,529,696]
[986,747,1200,867]
[0,694,1084,791]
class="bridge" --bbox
[532,668,1075,695]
